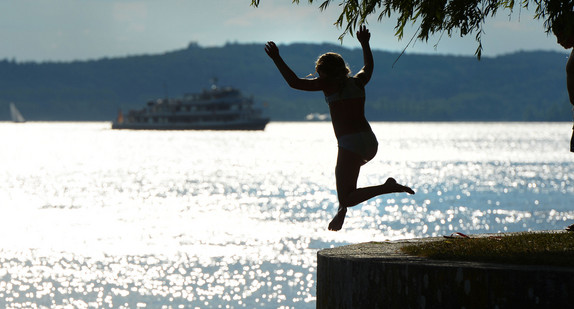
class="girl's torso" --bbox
[323,77,371,137]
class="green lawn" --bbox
[401,231,574,267]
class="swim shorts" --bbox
[337,130,378,163]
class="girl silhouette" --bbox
[265,25,415,231]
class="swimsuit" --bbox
[337,131,378,163]
[325,78,378,162]
[324,78,365,105]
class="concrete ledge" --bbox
[317,236,574,309]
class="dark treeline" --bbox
[0,42,570,121]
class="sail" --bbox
[10,102,25,123]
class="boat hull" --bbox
[111,118,269,130]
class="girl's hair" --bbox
[315,52,351,80]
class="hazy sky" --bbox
[0,0,567,62]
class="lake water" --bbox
[1,121,573,308]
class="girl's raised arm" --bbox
[355,26,374,86]
[265,41,324,92]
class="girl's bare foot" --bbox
[328,207,347,231]
[385,177,415,194]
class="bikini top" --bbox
[324,77,365,106]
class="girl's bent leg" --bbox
[330,179,415,231]
[328,148,415,231]
[342,177,415,207]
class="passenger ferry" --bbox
[112,83,269,130]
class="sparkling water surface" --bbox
[1,122,573,308]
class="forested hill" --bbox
[0,42,571,121]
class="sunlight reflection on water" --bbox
[0,121,573,308]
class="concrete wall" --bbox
[317,242,574,309]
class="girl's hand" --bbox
[356,25,370,45]
[265,41,280,60]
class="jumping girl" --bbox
[265,25,415,231]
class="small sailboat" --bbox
[9,102,25,123]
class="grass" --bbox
[400,231,574,267]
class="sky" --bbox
[0,0,568,62]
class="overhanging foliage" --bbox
[251,0,574,59]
